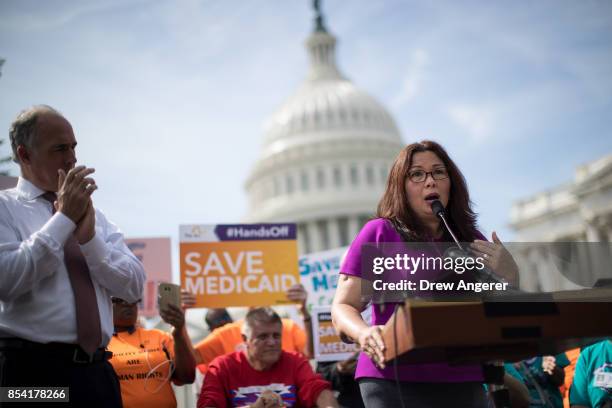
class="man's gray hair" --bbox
[9,105,63,163]
[241,307,282,339]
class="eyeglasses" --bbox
[407,168,449,183]
[111,298,141,306]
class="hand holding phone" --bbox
[158,282,181,312]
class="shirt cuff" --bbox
[79,232,107,266]
[42,212,76,246]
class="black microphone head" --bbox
[430,200,445,217]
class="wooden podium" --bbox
[382,288,612,364]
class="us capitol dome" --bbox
[244,4,404,254]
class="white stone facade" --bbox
[510,154,612,291]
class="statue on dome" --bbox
[313,0,327,32]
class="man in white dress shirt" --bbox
[0,105,145,407]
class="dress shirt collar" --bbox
[16,177,47,202]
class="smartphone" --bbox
[158,282,181,311]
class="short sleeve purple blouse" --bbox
[340,218,484,382]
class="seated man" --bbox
[198,307,337,408]
[194,284,314,366]
[193,286,314,403]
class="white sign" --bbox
[299,247,347,312]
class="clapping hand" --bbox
[56,166,98,243]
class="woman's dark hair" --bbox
[376,140,478,241]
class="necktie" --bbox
[42,192,102,355]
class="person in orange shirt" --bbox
[205,308,233,332]
[109,295,197,408]
[195,284,313,366]
[560,347,581,408]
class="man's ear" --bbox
[241,334,247,342]
[16,145,30,165]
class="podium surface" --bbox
[381,288,612,364]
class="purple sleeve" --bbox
[340,218,402,278]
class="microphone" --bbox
[430,200,463,251]
[430,200,445,218]
[430,200,507,286]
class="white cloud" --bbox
[446,103,495,143]
[391,48,429,108]
[0,0,133,32]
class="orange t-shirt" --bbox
[109,328,177,408]
[560,347,581,408]
[194,318,306,367]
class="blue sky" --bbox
[1,0,611,264]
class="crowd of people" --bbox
[0,105,609,408]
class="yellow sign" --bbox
[180,224,299,308]
[313,306,360,361]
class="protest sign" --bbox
[125,237,172,317]
[312,305,360,362]
[180,224,299,308]
[299,247,347,312]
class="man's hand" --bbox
[160,303,185,331]
[55,166,97,224]
[74,200,96,244]
[541,355,556,375]
[286,283,308,315]
[180,289,196,309]
[249,390,284,408]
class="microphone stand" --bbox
[430,200,511,408]
[432,200,509,286]
[434,204,463,251]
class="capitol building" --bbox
[242,0,612,295]
[243,6,404,254]
[510,154,612,291]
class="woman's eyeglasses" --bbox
[407,168,449,183]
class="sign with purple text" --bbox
[180,224,299,308]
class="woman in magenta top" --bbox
[331,140,519,407]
